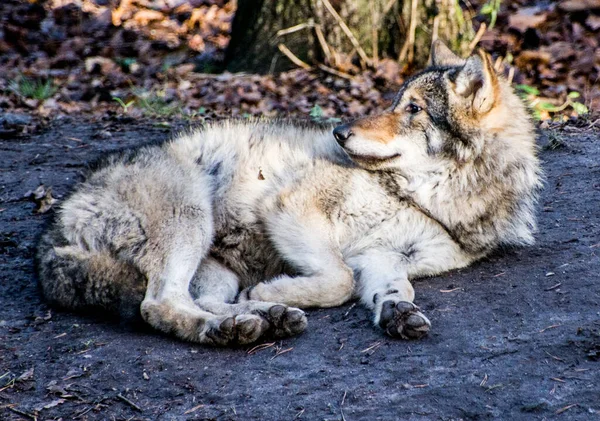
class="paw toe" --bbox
[259,305,307,338]
[380,300,430,340]
[235,316,268,344]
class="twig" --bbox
[271,347,294,360]
[278,44,312,70]
[7,406,37,420]
[539,324,561,333]
[314,24,334,66]
[400,0,418,65]
[183,404,205,415]
[545,351,565,362]
[440,287,461,293]
[360,341,382,354]
[319,0,371,68]
[117,393,142,412]
[247,342,276,355]
[340,390,347,421]
[556,403,577,414]
[545,282,562,291]
[277,22,313,37]
[317,63,355,80]
[343,303,357,317]
[467,22,487,55]
[371,3,379,65]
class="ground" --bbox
[0,117,599,421]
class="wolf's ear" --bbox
[452,49,499,114]
[430,40,465,66]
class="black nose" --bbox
[333,124,353,146]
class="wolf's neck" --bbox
[402,149,539,256]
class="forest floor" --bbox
[0,117,599,421]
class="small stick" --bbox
[7,406,37,420]
[117,393,142,412]
[271,347,293,360]
[360,341,382,354]
[551,377,566,383]
[403,0,418,65]
[183,404,205,415]
[278,44,312,70]
[467,22,487,55]
[340,390,347,421]
[319,0,371,67]
[545,282,562,291]
[539,324,561,333]
[247,342,276,355]
[314,24,333,66]
[317,63,354,80]
[277,22,313,37]
[440,287,461,293]
[556,403,577,414]
[545,351,565,362]
[371,3,379,65]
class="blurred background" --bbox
[0,0,598,122]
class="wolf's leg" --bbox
[239,209,354,308]
[349,251,431,339]
[138,223,270,346]
[190,257,307,338]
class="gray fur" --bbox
[37,47,541,345]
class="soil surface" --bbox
[1,118,599,421]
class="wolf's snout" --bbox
[333,124,353,146]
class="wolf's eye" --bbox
[405,103,422,114]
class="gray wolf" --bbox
[36,42,541,346]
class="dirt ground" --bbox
[0,117,599,421]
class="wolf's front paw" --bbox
[378,300,431,340]
[204,314,269,346]
[255,304,308,338]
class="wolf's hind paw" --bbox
[205,314,268,346]
[379,300,431,340]
[255,305,308,338]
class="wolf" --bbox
[36,42,541,346]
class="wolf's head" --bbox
[333,42,541,252]
[333,41,535,175]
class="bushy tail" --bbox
[36,225,147,320]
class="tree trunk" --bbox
[224,0,474,73]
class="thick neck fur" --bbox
[401,87,542,256]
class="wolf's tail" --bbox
[35,223,147,320]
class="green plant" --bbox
[309,104,324,119]
[480,0,502,30]
[516,85,589,120]
[309,104,342,124]
[133,89,182,117]
[9,77,57,100]
[112,96,135,113]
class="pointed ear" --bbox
[452,49,499,114]
[429,40,465,67]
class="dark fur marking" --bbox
[385,289,399,295]
[207,161,222,177]
[375,170,470,252]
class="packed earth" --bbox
[1,0,600,419]
[0,116,599,420]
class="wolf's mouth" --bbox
[346,152,401,164]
